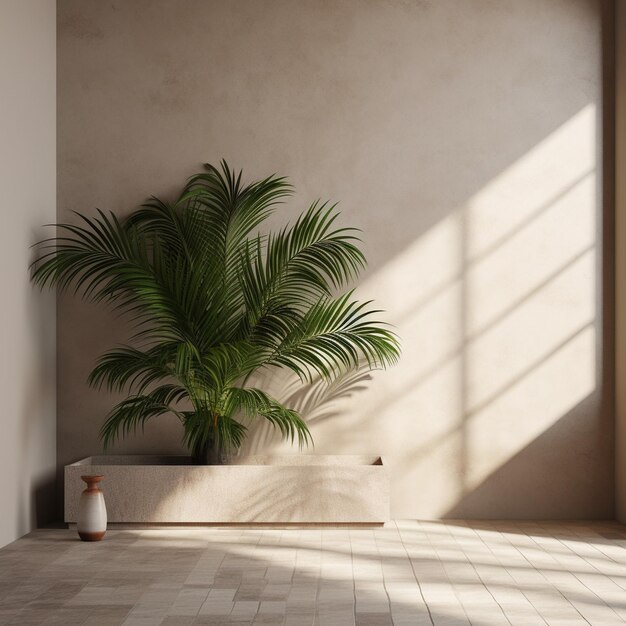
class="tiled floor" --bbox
[0,522,625,625]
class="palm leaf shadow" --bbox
[240,367,372,454]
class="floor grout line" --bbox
[0,522,625,625]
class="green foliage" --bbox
[31,162,400,459]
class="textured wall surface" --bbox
[58,0,611,518]
[0,0,56,547]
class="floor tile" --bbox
[1,521,625,625]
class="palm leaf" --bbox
[31,161,400,460]
[238,201,365,336]
[89,344,177,393]
[225,387,312,447]
[100,384,188,449]
[269,292,400,381]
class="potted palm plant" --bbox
[32,162,400,464]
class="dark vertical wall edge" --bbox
[602,0,617,518]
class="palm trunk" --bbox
[192,432,223,465]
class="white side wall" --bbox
[0,0,56,547]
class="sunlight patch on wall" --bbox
[466,324,596,489]
[244,104,599,517]
[462,103,597,490]
[465,173,595,337]
[353,104,597,514]
[364,212,464,323]
[465,250,595,413]
[465,105,596,260]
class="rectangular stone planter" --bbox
[65,455,389,524]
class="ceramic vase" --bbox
[77,475,107,541]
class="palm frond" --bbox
[31,210,197,344]
[181,160,292,255]
[270,292,401,381]
[31,161,399,460]
[89,343,177,393]
[225,387,312,447]
[100,384,188,449]
[238,201,365,339]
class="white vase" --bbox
[77,475,107,541]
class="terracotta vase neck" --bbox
[81,475,104,493]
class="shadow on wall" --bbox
[444,395,609,519]
[237,368,374,455]
[17,230,56,533]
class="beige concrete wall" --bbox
[0,0,56,547]
[58,0,611,519]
